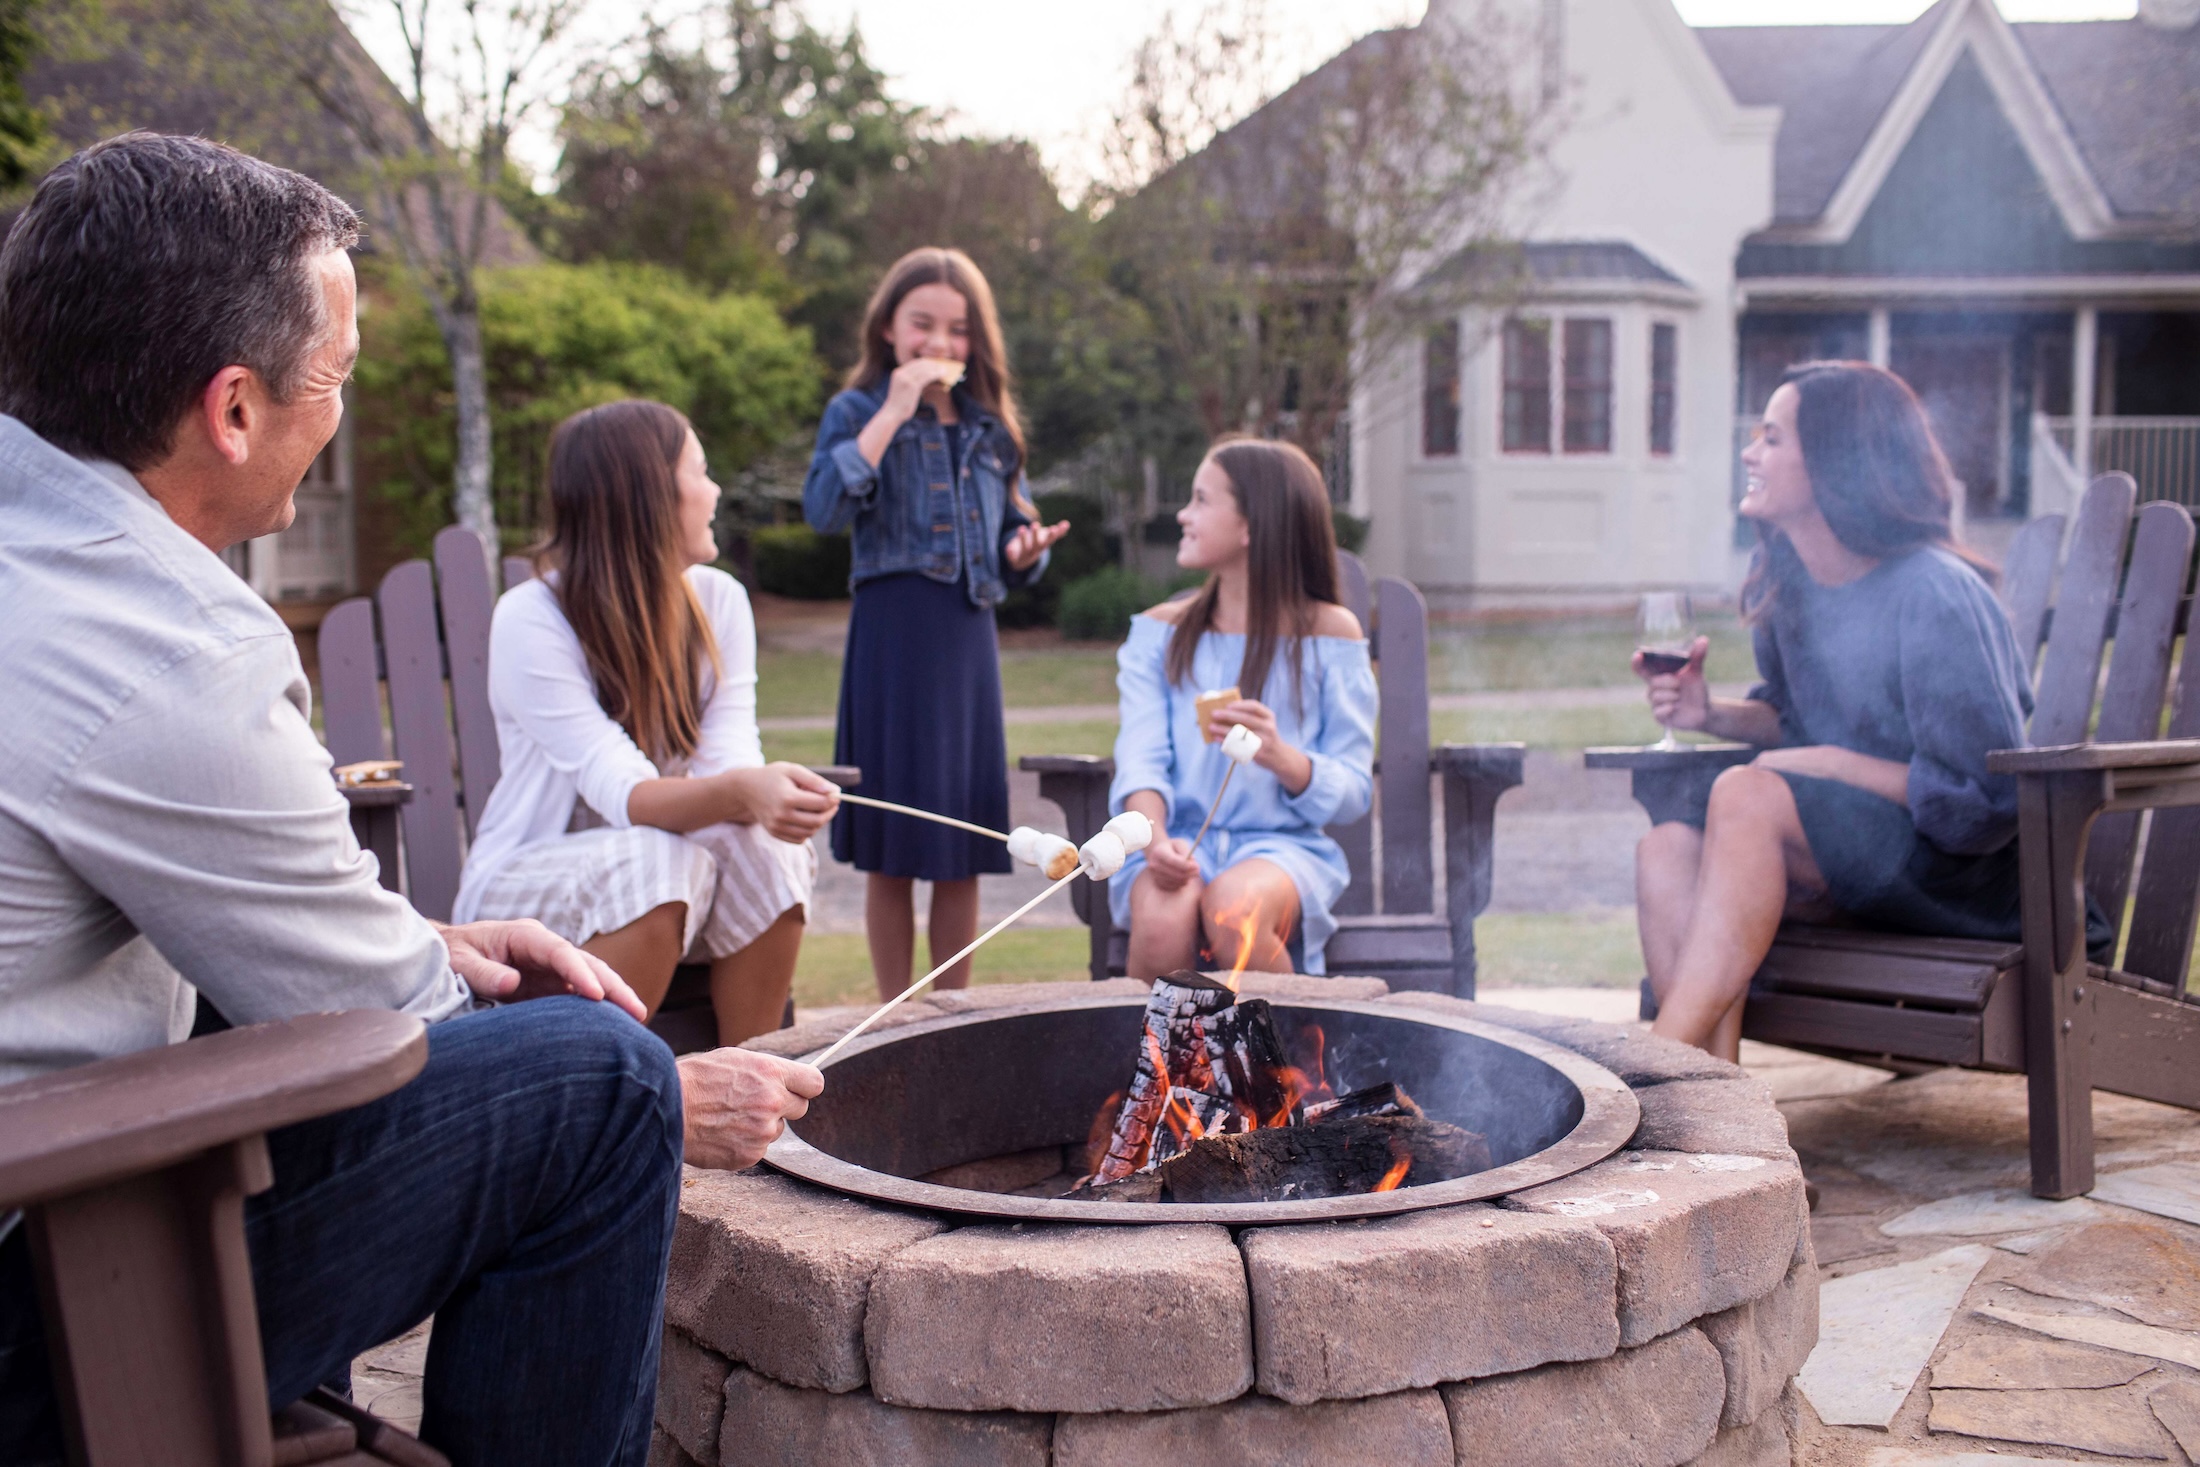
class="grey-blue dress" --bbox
[1698,544,2106,952]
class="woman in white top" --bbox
[455,399,841,1046]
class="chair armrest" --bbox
[1432,742,1526,785]
[1987,740,2200,774]
[340,782,413,810]
[1019,755,1116,778]
[0,1010,427,1211]
[809,764,862,788]
[1585,743,1757,828]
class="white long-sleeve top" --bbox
[0,417,468,1088]
[453,566,764,920]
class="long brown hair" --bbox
[846,245,1035,517]
[537,399,722,763]
[1165,438,1342,710]
[1741,360,1996,625]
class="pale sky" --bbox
[351,0,2141,189]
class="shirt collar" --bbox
[73,455,163,512]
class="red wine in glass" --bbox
[1636,593,1696,750]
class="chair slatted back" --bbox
[2128,594,2200,984]
[2000,512,2065,665]
[2029,474,2135,747]
[434,528,502,842]
[503,555,534,592]
[1375,577,1434,914]
[318,599,387,767]
[1329,551,1374,917]
[2083,500,2196,919]
[376,561,465,921]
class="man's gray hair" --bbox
[0,132,363,470]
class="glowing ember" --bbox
[1371,1154,1412,1192]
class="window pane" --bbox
[1563,318,1613,453]
[1502,319,1551,453]
[1423,320,1461,457]
[1650,323,1677,456]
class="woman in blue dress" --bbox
[803,248,1069,999]
[1110,439,1376,978]
[1636,361,2105,1061]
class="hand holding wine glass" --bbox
[1634,593,1701,750]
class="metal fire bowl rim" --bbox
[763,992,1642,1225]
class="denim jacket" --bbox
[800,379,1047,607]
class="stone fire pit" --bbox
[651,977,1817,1467]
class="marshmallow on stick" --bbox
[1007,826,1081,881]
[1186,725,1262,854]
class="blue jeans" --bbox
[0,998,682,1467]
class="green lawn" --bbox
[763,717,1120,769]
[787,908,1644,1011]
[1430,615,1754,694]
[1430,704,1738,751]
[756,646,1120,721]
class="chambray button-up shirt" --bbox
[0,415,467,1091]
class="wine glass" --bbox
[1636,592,1695,751]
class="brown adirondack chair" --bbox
[1592,473,2200,1198]
[1022,551,1526,995]
[0,1010,449,1466]
[318,526,847,1051]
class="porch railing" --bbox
[2046,416,2200,510]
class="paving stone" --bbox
[656,1328,730,1465]
[1631,1077,1793,1159]
[1504,1150,1803,1345]
[1974,1301,2200,1370]
[2013,1221,2200,1329]
[718,1368,1051,1467]
[1879,1188,2101,1237]
[1230,971,1390,1002]
[2149,1379,2200,1459]
[740,998,956,1058]
[1385,995,1743,1086]
[1802,1161,1904,1217]
[1929,1332,2154,1389]
[865,1223,1252,1412]
[1993,1226,2069,1254]
[666,1168,945,1392]
[1698,1256,1818,1428]
[1797,1245,1992,1428]
[2094,1161,2200,1227]
[923,979,1150,1013]
[1812,1214,1900,1267]
[1051,1389,1451,1467]
[1866,1451,2094,1467]
[1440,1326,1723,1467]
[1929,1386,2171,1459]
[646,1426,701,1467]
[1241,1204,1618,1403]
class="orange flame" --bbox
[1372,1154,1412,1192]
[1205,898,1263,992]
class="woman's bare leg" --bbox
[1650,766,1826,1061]
[927,878,980,992]
[1636,822,1704,1010]
[709,905,805,1047]
[1200,859,1300,974]
[1127,868,1206,978]
[582,901,686,1016]
[866,874,916,1001]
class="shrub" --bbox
[1058,565,1162,641]
[752,524,851,599]
[1332,508,1370,555]
[997,490,1117,629]
[354,260,819,554]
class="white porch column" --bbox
[1867,308,1891,369]
[2072,306,2098,480]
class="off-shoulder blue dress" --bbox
[1699,544,2108,952]
[1107,615,1377,972]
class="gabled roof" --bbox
[1695,0,2199,241]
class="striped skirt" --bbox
[468,821,815,959]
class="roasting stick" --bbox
[1186,723,1264,854]
[812,870,1081,1067]
[833,791,1010,843]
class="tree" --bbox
[0,0,46,188]
[1093,0,1555,462]
[354,259,817,550]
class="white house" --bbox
[1350,0,2200,608]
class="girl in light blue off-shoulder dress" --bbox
[1108,439,1376,977]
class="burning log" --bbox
[1091,972,1239,1182]
[1303,1082,1421,1124]
[1081,1115,1491,1205]
[1200,996,1298,1128]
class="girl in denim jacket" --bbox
[802,248,1069,1000]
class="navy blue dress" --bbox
[831,421,1013,880]
[1689,544,2109,953]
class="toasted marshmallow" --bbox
[1042,838,1082,881]
[1220,723,1263,765]
[1101,810,1154,854]
[1078,830,1128,881]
